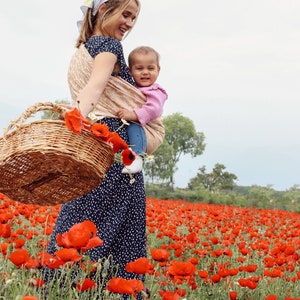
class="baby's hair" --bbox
[128,46,160,68]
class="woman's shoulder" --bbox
[85,36,123,58]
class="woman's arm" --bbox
[76,52,117,117]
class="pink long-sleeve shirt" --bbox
[133,83,168,126]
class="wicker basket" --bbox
[0,102,115,206]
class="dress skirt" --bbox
[46,117,146,289]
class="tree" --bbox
[280,184,300,211]
[247,185,275,208]
[144,113,206,190]
[188,163,238,192]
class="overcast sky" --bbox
[1,0,300,190]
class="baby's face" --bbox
[130,52,160,87]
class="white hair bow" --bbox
[77,0,109,31]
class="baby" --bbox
[117,46,168,173]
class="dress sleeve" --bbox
[84,36,134,84]
[85,37,123,58]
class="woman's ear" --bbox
[97,3,107,15]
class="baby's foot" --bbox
[122,155,143,174]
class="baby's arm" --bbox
[134,85,168,126]
[117,108,139,121]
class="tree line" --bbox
[143,112,300,212]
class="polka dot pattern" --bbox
[85,36,135,85]
[46,36,146,299]
[46,118,146,298]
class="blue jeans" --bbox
[127,122,146,155]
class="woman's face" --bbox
[105,0,139,41]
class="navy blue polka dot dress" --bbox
[46,37,146,297]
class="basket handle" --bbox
[3,102,66,137]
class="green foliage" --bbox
[145,183,300,212]
[188,163,238,192]
[247,185,275,208]
[163,113,206,158]
[144,113,206,191]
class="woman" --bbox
[45,0,155,293]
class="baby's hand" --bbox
[117,109,138,121]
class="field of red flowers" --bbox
[0,192,299,300]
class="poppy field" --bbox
[0,192,300,300]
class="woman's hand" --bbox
[58,104,76,120]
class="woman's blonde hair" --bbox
[76,0,140,48]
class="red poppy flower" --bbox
[65,107,89,134]
[238,278,258,289]
[126,257,155,274]
[150,248,170,262]
[107,277,144,298]
[13,238,26,248]
[188,257,199,265]
[210,237,219,245]
[24,258,39,269]
[186,232,199,244]
[263,269,284,278]
[229,291,237,300]
[239,247,250,256]
[37,252,64,269]
[56,232,72,249]
[244,264,258,272]
[175,288,186,297]
[82,236,104,253]
[0,223,11,238]
[76,278,97,292]
[158,290,180,300]
[198,270,209,279]
[54,248,82,262]
[210,273,221,283]
[22,296,39,300]
[228,268,239,276]
[122,148,136,166]
[37,251,54,267]
[168,260,196,277]
[56,220,100,250]
[107,132,128,153]
[266,295,277,300]
[0,242,8,255]
[8,249,30,267]
[284,245,296,256]
[91,123,110,140]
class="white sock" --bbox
[122,155,143,174]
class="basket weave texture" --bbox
[0,102,115,206]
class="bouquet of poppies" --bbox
[65,107,136,167]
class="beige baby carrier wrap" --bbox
[68,44,165,154]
